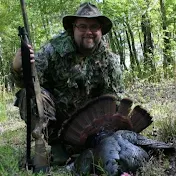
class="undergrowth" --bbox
[0,79,176,175]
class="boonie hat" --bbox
[63,2,112,35]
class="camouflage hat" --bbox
[63,2,112,35]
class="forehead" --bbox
[75,18,100,24]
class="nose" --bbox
[85,27,93,34]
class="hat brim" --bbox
[63,15,112,35]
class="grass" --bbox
[0,79,176,175]
[0,129,71,176]
[0,91,72,176]
[0,101,7,122]
[136,155,170,176]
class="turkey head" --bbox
[58,94,153,146]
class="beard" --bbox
[76,36,100,56]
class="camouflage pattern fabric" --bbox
[12,31,124,143]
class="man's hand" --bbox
[12,44,35,72]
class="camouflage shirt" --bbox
[13,32,124,123]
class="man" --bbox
[12,2,124,167]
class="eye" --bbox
[90,24,101,31]
[78,24,87,30]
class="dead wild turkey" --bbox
[73,130,174,176]
[58,94,174,175]
[58,94,153,146]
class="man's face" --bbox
[73,18,102,55]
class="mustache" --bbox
[83,34,94,38]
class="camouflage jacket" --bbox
[13,32,124,122]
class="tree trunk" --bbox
[113,26,127,70]
[108,27,127,70]
[125,30,135,71]
[108,30,116,53]
[141,13,156,76]
[125,22,141,74]
[160,0,173,77]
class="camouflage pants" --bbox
[15,88,69,165]
[15,88,57,144]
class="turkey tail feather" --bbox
[130,105,153,133]
[59,95,153,146]
[118,98,133,117]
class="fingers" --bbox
[27,44,35,60]
[27,44,34,54]
[30,59,35,63]
[30,53,35,60]
[13,45,35,72]
[27,44,33,50]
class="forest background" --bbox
[0,0,176,87]
[0,0,176,175]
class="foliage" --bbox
[0,79,176,175]
[0,0,176,86]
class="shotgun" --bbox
[18,0,49,173]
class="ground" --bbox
[0,79,176,175]
[126,79,176,176]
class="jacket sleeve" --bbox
[10,63,24,88]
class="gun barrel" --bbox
[20,0,31,44]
